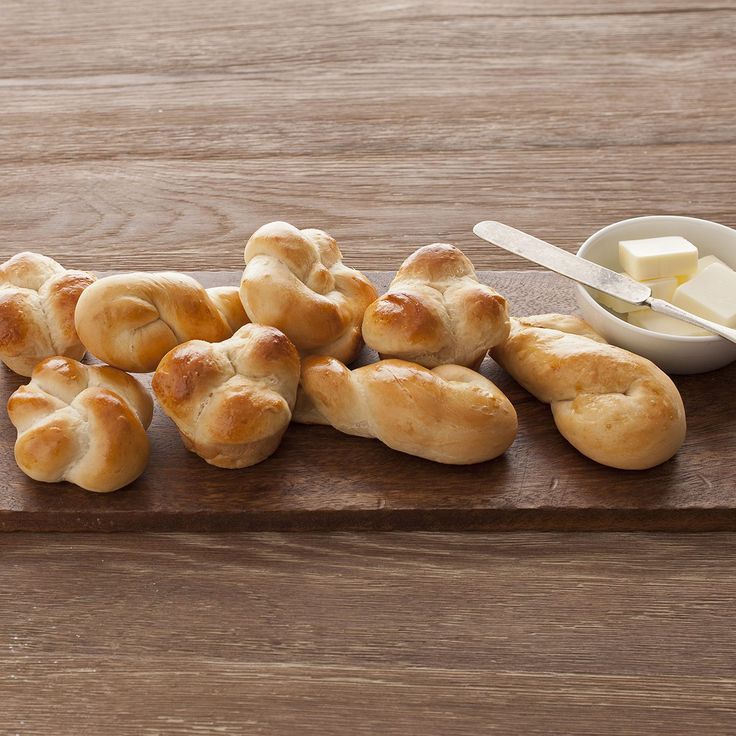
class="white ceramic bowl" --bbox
[575,215,736,374]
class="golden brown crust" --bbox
[6,357,152,492]
[152,343,224,407]
[294,356,517,464]
[363,292,446,352]
[152,323,301,469]
[491,314,687,470]
[0,252,95,376]
[0,293,30,351]
[395,242,474,282]
[239,222,378,364]
[12,403,83,483]
[74,272,249,373]
[362,243,509,369]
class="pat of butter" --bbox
[696,254,729,274]
[594,274,677,314]
[643,275,678,302]
[672,262,736,328]
[628,309,711,337]
[619,236,698,281]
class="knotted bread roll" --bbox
[75,272,248,372]
[0,252,96,376]
[7,356,153,492]
[294,356,518,464]
[362,243,509,369]
[491,314,686,470]
[152,323,300,468]
[240,222,378,364]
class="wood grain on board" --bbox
[2,532,736,735]
[2,0,736,272]
[1,270,733,532]
[3,0,736,732]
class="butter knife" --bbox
[473,220,736,344]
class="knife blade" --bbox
[473,220,736,344]
[473,220,650,305]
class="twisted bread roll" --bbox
[152,323,300,468]
[0,252,96,376]
[491,314,686,470]
[240,222,378,364]
[294,356,517,464]
[362,244,510,369]
[75,272,248,372]
[7,356,153,492]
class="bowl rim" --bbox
[574,215,736,344]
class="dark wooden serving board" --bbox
[1,270,734,532]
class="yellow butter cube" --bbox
[594,273,678,313]
[619,236,698,281]
[696,254,729,275]
[642,275,678,302]
[673,262,736,328]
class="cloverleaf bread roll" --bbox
[491,314,686,470]
[74,272,248,372]
[0,252,96,376]
[239,222,378,364]
[7,356,153,493]
[294,356,517,464]
[152,323,300,468]
[362,244,510,369]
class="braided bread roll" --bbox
[152,323,300,468]
[240,222,378,364]
[491,314,686,470]
[0,252,96,376]
[7,356,153,492]
[294,356,518,464]
[74,272,248,372]
[362,244,510,369]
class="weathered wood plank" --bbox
[3,0,736,731]
[1,532,735,735]
[2,147,736,271]
[1,270,733,532]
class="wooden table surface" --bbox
[2,0,736,732]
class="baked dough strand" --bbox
[7,356,152,492]
[0,252,95,376]
[152,323,301,468]
[294,356,518,464]
[74,272,248,372]
[362,243,509,369]
[491,314,687,470]
[240,222,378,364]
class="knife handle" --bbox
[648,298,736,344]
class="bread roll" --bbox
[74,272,248,372]
[7,356,153,492]
[152,323,300,468]
[240,222,378,364]
[0,252,96,376]
[294,356,517,464]
[362,243,509,369]
[491,314,686,470]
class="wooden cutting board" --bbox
[1,270,734,531]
